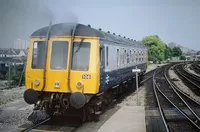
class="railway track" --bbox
[191,62,200,74]
[140,65,167,85]
[20,117,51,132]
[153,64,200,131]
[19,116,82,132]
[174,63,200,96]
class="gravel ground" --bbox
[146,63,167,72]
[0,103,33,132]
[186,64,200,77]
[0,86,25,105]
[118,86,146,107]
[0,86,32,132]
[168,67,200,102]
[0,80,8,89]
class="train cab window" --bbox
[72,42,90,71]
[50,41,68,70]
[106,46,109,66]
[117,49,119,67]
[32,41,46,69]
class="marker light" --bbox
[76,82,83,89]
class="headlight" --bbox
[55,81,60,88]
[76,81,83,88]
[34,80,40,86]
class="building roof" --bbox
[1,49,9,54]
[0,48,27,56]
[196,51,200,55]
[0,57,23,63]
[7,49,16,55]
[13,49,21,55]
[31,23,146,48]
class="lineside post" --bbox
[132,66,141,106]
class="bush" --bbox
[11,70,25,86]
[0,74,6,80]
[180,55,186,60]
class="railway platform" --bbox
[98,106,146,132]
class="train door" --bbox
[99,44,105,91]
[45,38,70,92]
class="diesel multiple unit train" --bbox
[24,23,148,122]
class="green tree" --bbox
[164,45,173,60]
[172,47,182,57]
[142,35,166,63]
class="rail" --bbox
[20,117,51,132]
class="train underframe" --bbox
[27,75,143,124]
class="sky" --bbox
[0,0,199,50]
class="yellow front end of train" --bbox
[26,36,100,94]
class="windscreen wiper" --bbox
[72,38,84,57]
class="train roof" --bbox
[31,23,146,48]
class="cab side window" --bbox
[100,47,103,67]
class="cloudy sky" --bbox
[0,0,199,50]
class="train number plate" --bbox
[82,74,91,79]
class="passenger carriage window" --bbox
[51,41,68,70]
[125,49,126,64]
[129,50,132,63]
[72,42,90,71]
[32,41,46,69]
[142,52,144,61]
[132,51,134,63]
[106,46,109,66]
[117,49,119,67]
[127,51,129,64]
[136,51,138,62]
[133,50,135,63]
[138,51,140,62]
[122,48,124,64]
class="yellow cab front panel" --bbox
[25,36,100,94]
